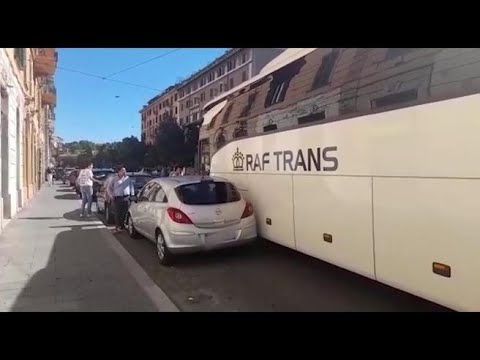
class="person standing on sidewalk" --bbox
[46,167,54,186]
[107,165,135,232]
[78,162,99,218]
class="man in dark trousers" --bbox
[107,165,135,233]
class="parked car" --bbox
[75,168,115,199]
[96,172,152,224]
[66,169,79,187]
[54,167,64,182]
[126,176,257,265]
[62,168,76,184]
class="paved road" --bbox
[99,213,451,312]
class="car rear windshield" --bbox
[175,181,241,205]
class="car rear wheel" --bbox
[127,214,140,239]
[156,230,174,266]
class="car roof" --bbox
[127,172,152,177]
[149,175,230,190]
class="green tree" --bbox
[153,119,186,166]
[182,123,200,167]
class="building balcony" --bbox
[33,48,57,78]
[41,81,56,106]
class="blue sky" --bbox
[55,48,228,143]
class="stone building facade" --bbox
[0,48,57,230]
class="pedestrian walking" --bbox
[46,167,54,186]
[160,166,168,177]
[107,165,135,232]
[78,162,99,218]
[169,166,182,177]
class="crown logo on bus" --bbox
[232,147,244,171]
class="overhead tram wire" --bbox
[103,48,183,79]
[57,66,162,92]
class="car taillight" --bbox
[241,202,254,219]
[167,207,193,224]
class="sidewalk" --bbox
[0,183,178,312]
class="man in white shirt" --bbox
[78,162,98,218]
[107,165,135,232]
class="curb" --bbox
[98,226,179,312]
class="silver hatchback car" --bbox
[127,176,258,265]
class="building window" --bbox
[186,86,191,94]
[242,52,247,64]
[214,88,218,97]
[311,50,339,90]
[242,71,247,82]
[193,82,198,91]
[209,72,215,82]
[217,67,225,77]
[227,60,236,72]
[239,92,257,118]
[194,97,199,105]
[14,48,26,69]
[233,120,248,138]
[174,93,178,101]
[219,83,223,92]
[216,130,226,149]
[180,103,184,111]
[265,57,306,107]
[175,106,178,114]
[230,78,234,89]
[193,113,198,121]
[221,103,233,124]
[180,90,184,98]
[200,92,205,102]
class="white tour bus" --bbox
[201,48,480,312]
